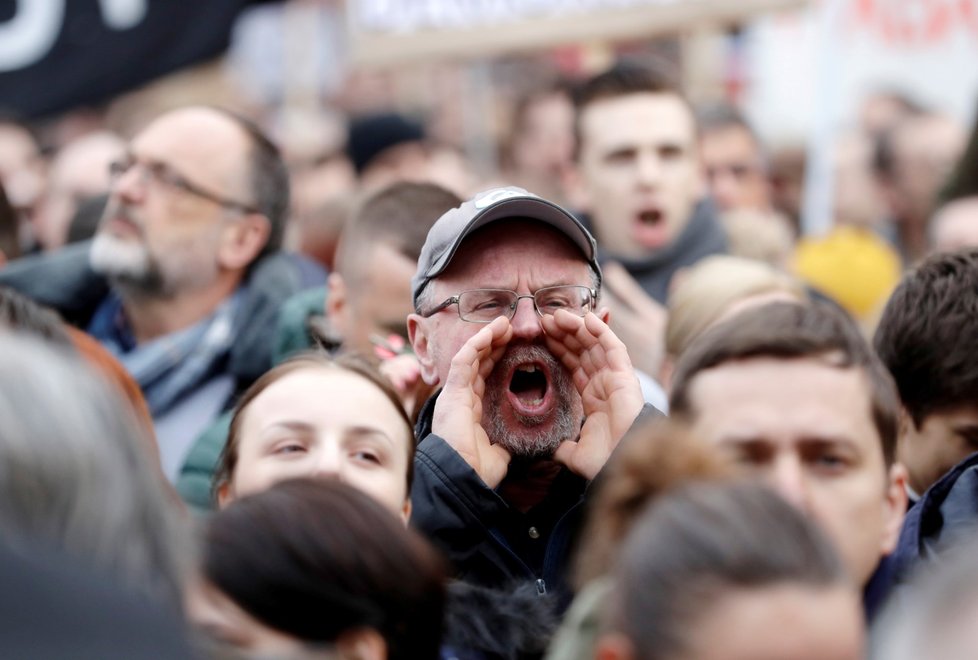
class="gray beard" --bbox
[484,343,581,459]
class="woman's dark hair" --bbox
[204,478,446,659]
[605,481,848,660]
[213,350,415,501]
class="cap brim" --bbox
[425,196,596,281]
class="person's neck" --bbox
[118,276,240,344]
[498,458,563,513]
[897,219,928,263]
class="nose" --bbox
[636,150,661,187]
[509,295,544,340]
[767,454,811,513]
[311,445,343,479]
[110,163,147,204]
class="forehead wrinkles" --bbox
[434,221,589,290]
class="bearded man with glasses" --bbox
[0,106,324,481]
[407,186,660,606]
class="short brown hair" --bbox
[213,350,415,501]
[334,181,462,290]
[573,60,687,160]
[874,249,978,428]
[670,301,900,465]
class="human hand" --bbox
[542,310,644,480]
[602,261,668,379]
[431,316,514,488]
[379,353,432,420]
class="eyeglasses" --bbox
[420,285,596,323]
[108,157,258,214]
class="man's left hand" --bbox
[542,310,644,480]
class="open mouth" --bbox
[506,362,552,416]
[633,206,669,248]
[638,208,663,226]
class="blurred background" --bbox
[1,0,976,279]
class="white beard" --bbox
[89,232,152,282]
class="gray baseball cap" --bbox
[411,186,601,309]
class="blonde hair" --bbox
[666,255,806,358]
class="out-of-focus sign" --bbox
[0,0,257,119]
[348,0,809,66]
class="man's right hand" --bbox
[602,261,669,378]
[431,316,514,489]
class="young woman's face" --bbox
[221,368,412,520]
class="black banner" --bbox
[0,0,265,119]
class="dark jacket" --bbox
[0,240,325,394]
[410,392,661,607]
[888,452,978,590]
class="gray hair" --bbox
[0,334,192,610]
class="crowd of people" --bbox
[1,54,978,659]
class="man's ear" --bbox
[400,498,412,525]
[594,632,636,660]
[327,272,350,338]
[596,305,611,324]
[216,481,233,510]
[219,213,271,270]
[880,462,909,557]
[407,313,440,386]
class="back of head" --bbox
[874,248,978,427]
[204,478,446,660]
[0,334,189,609]
[670,301,899,465]
[334,181,462,287]
[665,255,806,359]
[213,108,290,258]
[574,418,731,587]
[605,481,848,660]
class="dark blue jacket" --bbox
[888,451,978,588]
[410,392,661,607]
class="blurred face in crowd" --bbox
[931,197,978,253]
[898,405,978,496]
[90,107,257,297]
[683,356,906,587]
[674,584,863,660]
[220,366,412,520]
[409,222,600,458]
[700,124,769,212]
[512,90,576,183]
[35,132,125,251]
[329,242,418,353]
[575,92,703,260]
[886,115,965,227]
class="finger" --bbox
[546,309,590,352]
[584,312,634,370]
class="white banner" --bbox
[349,0,807,66]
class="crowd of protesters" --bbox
[1,53,978,660]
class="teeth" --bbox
[518,365,538,373]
